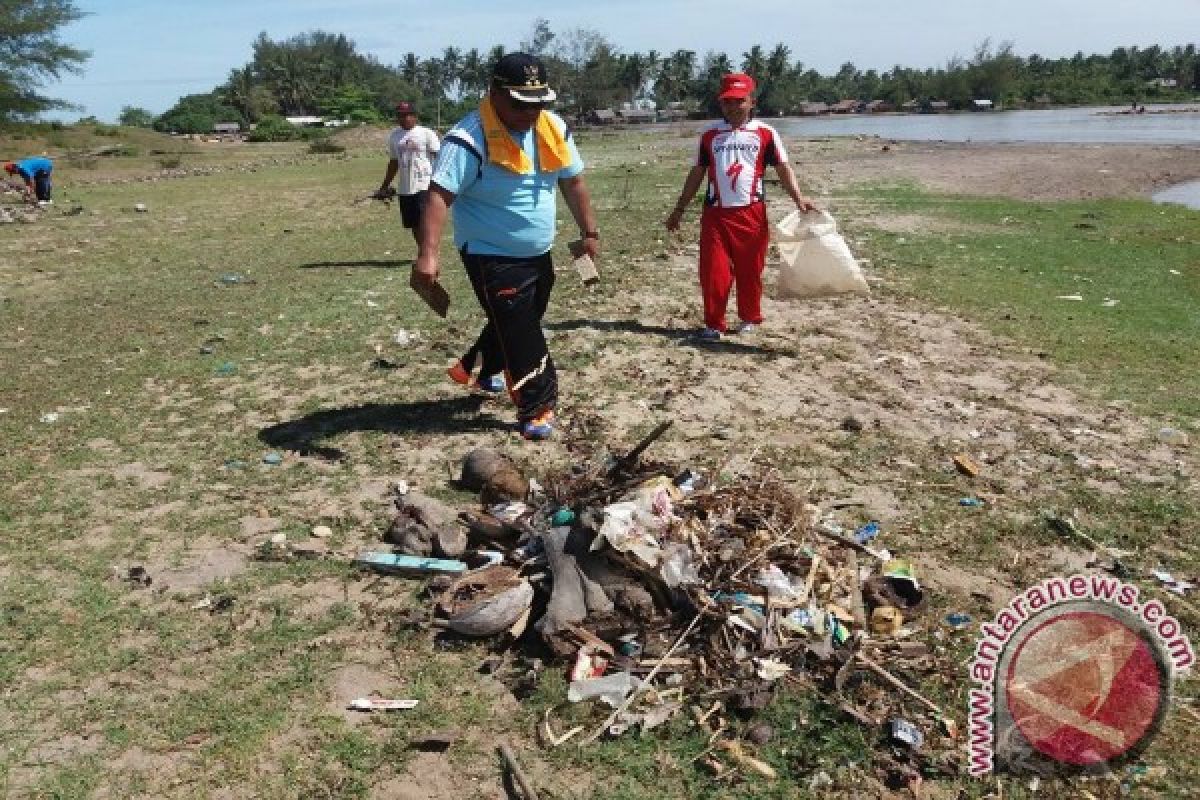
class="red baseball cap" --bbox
[718,73,756,100]
[395,102,416,115]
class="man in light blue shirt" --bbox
[416,53,599,441]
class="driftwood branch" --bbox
[498,742,540,800]
[609,420,673,475]
[854,652,943,716]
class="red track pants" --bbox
[698,203,769,332]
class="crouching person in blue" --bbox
[414,53,599,441]
[4,156,53,205]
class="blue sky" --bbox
[46,0,1198,121]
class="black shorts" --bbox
[397,191,427,229]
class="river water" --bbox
[1151,179,1200,210]
[770,103,1200,208]
[772,103,1200,145]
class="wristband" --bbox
[582,231,600,240]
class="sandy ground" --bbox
[801,137,1200,200]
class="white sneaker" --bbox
[735,321,757,334]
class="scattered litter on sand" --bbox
[358,424,966,784]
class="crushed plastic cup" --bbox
[567,672,639,707]
[853,520,880,544]
[890,718,924,749]
[781,608,814,633]
[660,542,700,587]
[754,564,802,601]
[945,612,972,630]
[673,468,702,493]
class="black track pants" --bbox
[460,249,557,422]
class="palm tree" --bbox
[265,49,314,114]
[654,49,696,105]
[766,44,790,82]
[441,46,462,99]
[761,43,791,114]
[742,45,766,83]
[461,48,485,98]
[698,52,733,114]
[620,52,651,103]
[219,67,257,122]
[420,59,445,99]
[487,45,506,73]
[400,53,420,85]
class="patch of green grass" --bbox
[32,759,103,800]
[848,186,1200,421]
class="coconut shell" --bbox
[441,565,534,637]
[460,448,505,490]
[480,463,529,504]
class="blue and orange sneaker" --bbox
[475,374,504,394]
[520,410,555,441]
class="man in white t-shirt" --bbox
[375,102,440,243]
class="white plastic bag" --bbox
[774,210,869,299]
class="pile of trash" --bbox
[360,424,962,787]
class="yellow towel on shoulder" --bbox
[479,96,572,175]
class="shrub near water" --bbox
[247,115,299,142]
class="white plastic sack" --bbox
[774,210,869,299]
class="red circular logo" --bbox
[1003,609,1167,766]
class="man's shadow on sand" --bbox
[297,259,411,270]
[258,395,507,460]
[546,318,788,357]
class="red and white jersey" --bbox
[694,119,787,208]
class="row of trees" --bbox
[3,2,1197,128]
[144,25,1200,134]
